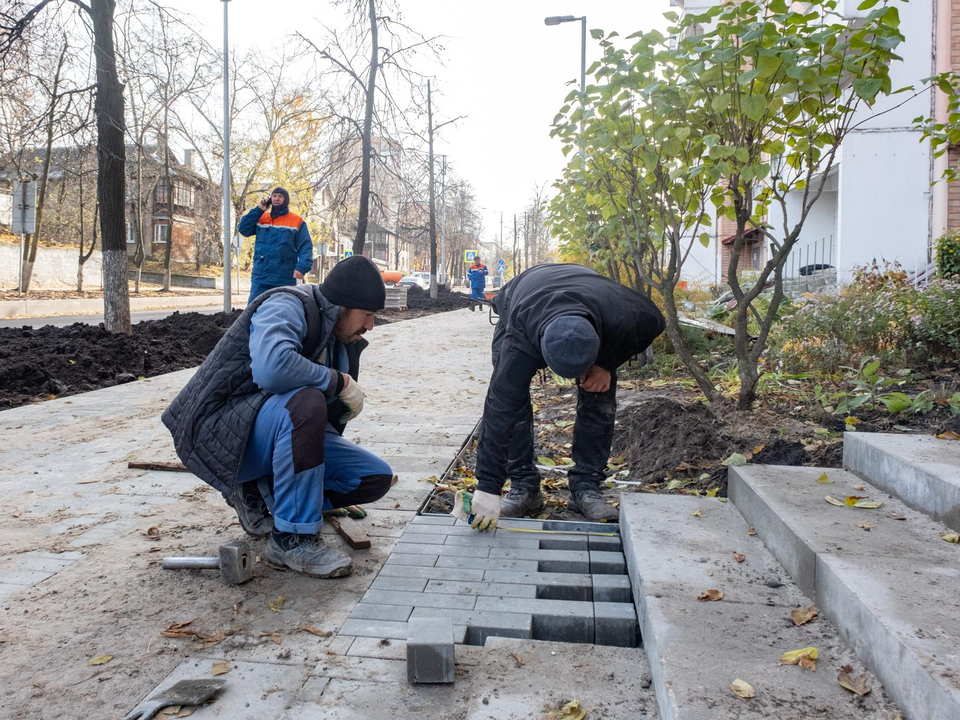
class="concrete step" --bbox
[843,432,960,531]
[619,493,900,720]
[729,465,960,720]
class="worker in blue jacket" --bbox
[467,256,488,310]
[238,186,314,303]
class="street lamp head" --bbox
[544,15,577,26]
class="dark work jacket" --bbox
[474,263,665,493]
[161,284,366,496]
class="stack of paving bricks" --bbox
[340,516,639,647]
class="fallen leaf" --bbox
[302,626,332,638]
[394,502,400,509]
[817,472,833,485]
[844,495,867,507]
[706,488,719,498]
[853,500,883,509]
[537,456,556,467]
[780,647,818,671]
[269,596,285,612]
[146,526,162,540]
[730,678,755,699]
[790,606,818,626]
[942,532,960,544]
[510,652,525,667]
[540,698,586,720]
[259,632,281,644]
[697,589,724,602]
[210,661,231,676]
[746,526,757,536]
[76,479,98,485]
[752,444,765,455]
[88,654,113,666]
[825,496,845,506]
[855,521,876,531]
[716,496,728,503]
[732,552,745,563]
[99,486,120,496]
[936,430,960,440]
[837,665,871,696]
[690,509,703,517]
[722,453,747,467]
[852,483,864,491]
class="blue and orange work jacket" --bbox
[238,206,313,287]
[468,262,488,290]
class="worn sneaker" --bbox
[264,533,353,578]
[226,482,273,538]
[500,487,546,518]
[568,488,619,523]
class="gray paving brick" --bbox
[590,550,627,575]
[594,602,638,648]
[339,619,412,640]
[434,556,539,572]
[410,515,456,526]
[588,535,623,552]
[400,523,479,537]
[409,607,533,645]
[36,550,84,560]
[360,589,477,611]
[350,603,414,622]
[593,574,631,604]
[393,542,491,559]
[474,597,595,643]
[384,554,438,567]
[0,583,22,601]
[378,564,485,583]
[16,553,77,573]
[396,533,447,546]
[483,569,593,601]
[407,617,454,683]
[496,519,544,530]
[423,580,537,598]
[369,576,428,593]
[488,548,590,574]
[443,534,540,549]
[0,569,53,586]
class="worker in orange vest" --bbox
[467,256,488,310]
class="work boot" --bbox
[226,482,273,538]
[265,531,353,578]
[568,488,619,523]
[500,487,545,518]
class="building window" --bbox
[194,230,202,247]
[155,179,169,204]
[154,223,168,244]
[174,181,195,209]
[373,241,388,262]
[126,223,135,244]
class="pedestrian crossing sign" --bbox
[464,249,477,263]
[343,250,354,259]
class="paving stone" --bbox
[474,597,595,643]
[592,574,631,603]
[15,553,78,573]
[590,550,627,575]
[369,576,428,593]
[69,519,137,547]
[350,603,414,622]
[487,547,589,574]
[295,676,331,704]
[423,579,537,598]
[0,583,22,601]
[378,564,485,583]
[407,617,455,683]
[483,569,593,601]
[400,523,480,537]
[393,542,491,559]
[443,534,541,549]
[0,569,53,586]
[409,607,533,645]
[396,532,448,545]
[588,535,623,552]
[360,589,477,611]
[496,519,544,530]
[410,515,457,526]
[35,550,84,560]
[384,554,438,567]
[347,636,484,665]
[339,618,468,643]
[535,534,589,551]
[434,556,539,572]
[594,602,638,648]
[313,655,409,684]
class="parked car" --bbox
[399,275,429,291]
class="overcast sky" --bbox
[165,0,670,244]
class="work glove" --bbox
[338,375,365,423]
[451,490,500,531]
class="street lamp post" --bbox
[222,0,232,311]
[544,14,586,159]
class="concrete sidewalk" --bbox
[0,308,500,718]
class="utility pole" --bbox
[221,0,232,311]
[427,80,438,299]
[440,155,447,286]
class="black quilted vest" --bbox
[161,284,367,495]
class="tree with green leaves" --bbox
[550,0,931,408]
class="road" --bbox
[0,304,238,329]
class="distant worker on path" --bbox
[239,186,314,303]
[467,255,488,310]
[162,256,395,578]
[467,263,665,528]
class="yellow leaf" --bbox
[269,596,285,612]
[706,488,719,498]
[88,654,113,666]
[540,697,586,720]
[780,647,818,670]
[817,472,833,484]
[837,665,871,696]
[697,588,724,601]
[746,526,757,536]
[730,678,755,699]
[752,444,765,455]
[936,430,960,440]
[855,520,876,530]
[211,661,231,676]
[942,532,960,544]
[537,456,556,467]
[790,606,818,626]
[854,500,883,509]
[844,495,867,507]
[844,416,860,426]
[690,509,703,517]
[825,496,844,506]
[732,551,745,563]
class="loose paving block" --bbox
[592,574,631,603]
[409,607,533,645]
[590,550,627,575]
[484,569,593,601]
[474,597,595,643]
[396,532,447,545]
[443,534,541,549]
[369,575,428,593]
[400,523,480,537]
[594,602,638,647]
[435,556,539,572]
[495,519,544,530]
[360,588,477,611]
[423,579,537,598]
[339,619,413,641]
[350,603,414,622]
[406,617,455,683]
[378,564,485,583]
[384,554,438,567]
[393,542,491,559]
[843,432,960,531]
[488,547,589,574]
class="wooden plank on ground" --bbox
[128,460,189,472]
[327,515,371,550]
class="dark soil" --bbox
[404,284,473,311]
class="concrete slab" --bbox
[729,465,960,720]
[843,432,960,531]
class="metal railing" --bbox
[784,235,835,283]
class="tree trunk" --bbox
[92,0,131,334]
[352,0,378,256]
[661,286,718,403]
[162,133,173,292]
[427,80,438,300]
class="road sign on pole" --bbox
[497,258,505,274]
[343,250,354,259]
[464,249,477,263]
[12,179,36,235]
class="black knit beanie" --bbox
[320,255,386,311]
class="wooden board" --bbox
[128,460,189,472]
[326,515,371,550]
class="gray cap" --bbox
[540,316,600,378]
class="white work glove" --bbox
[338,375,365,423]
[469,490,501,532]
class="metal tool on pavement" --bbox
[162,540,252,585]
[122,678,226,720]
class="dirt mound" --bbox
[405,284,473,311]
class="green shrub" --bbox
[935,230,960,278]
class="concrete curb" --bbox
[843,432,960,531]
[0,294,247,318]
[729,465,960,720]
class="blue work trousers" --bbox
[236,387,393,534]
[470,286,485,301]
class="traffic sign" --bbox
[343,250,354,259]
[12,179,36,234]
[497,259,505,270]
[464,249,477,263]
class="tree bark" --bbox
[352,0,378,256]
[427,80,438,300]
[92,0,131,334]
